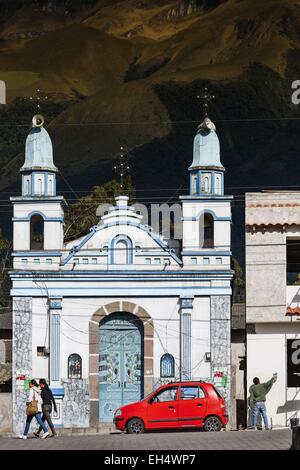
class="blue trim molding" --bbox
[49,298,62,309]
[12,251,62,257]
[11,286,232,297]
[181,208,231,222]
[180,296,194,309]
[182,251,232,256]
[12,210,64,223]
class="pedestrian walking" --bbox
[33,379,57,438]
[18,379,49,439]
[249,373,277,430]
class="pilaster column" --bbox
[13,297,32,433]
[179,296,194,381]
[210,295,231,412]
[49,297,62,383]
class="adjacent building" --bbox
[246,191,300,427]
[10,113,233,432]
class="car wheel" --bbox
[126,418,145,434]
[203,416,222,432]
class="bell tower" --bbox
[180,94,233,269]
[11,114,65,269]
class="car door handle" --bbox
[197,403,203,407]
[168,406,174,409]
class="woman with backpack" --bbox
[18,379,49,439]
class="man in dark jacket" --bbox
[34,379,57,437]
[249,374,277,430]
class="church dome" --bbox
[21,125,57,172]
[189,118,224,170]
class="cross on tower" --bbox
[29,88,48,114]
[113,146,130,189]
[197,87,216,119]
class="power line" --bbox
[1,116,300,127]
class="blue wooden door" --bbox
[99,313,143,422]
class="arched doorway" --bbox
[99,312,144,422]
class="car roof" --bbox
[161,381,212,386]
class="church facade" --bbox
[11,114,233,432]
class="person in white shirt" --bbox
[18,379,49,439]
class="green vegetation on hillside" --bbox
[64,176,135,242]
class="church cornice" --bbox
[63,220,183,266]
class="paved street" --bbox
[0,429,292,450]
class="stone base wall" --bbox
[210,296,231,417]
[0,393,12,433]
[12,298,32,434]
[62,379,89,428]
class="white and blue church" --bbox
[11,114,233,431]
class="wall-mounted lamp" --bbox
[205,352,211,362]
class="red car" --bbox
[113,381,228,434]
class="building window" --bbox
[202,213,214,248]
[216,257,222,265]
[160,353,175,378]
[48,177,53,195]
[73,258,79,264]
[203,257,210,265]
[30,214,44,250]
[191,174,197,194]
[82,258,88,264]
[145,258,151,264]
[91,258,97,264]
[191,257,197,265]
[37,346,46,357]
[111,235,133,264]
[287,239,300,285]
[24,178,30,195]
[21,258,28,264]
[68,353,82,379]
[154,258,161,264]
[46,258,52,264]
[33,258,40,265]
[202,173,211,193]
[215,174,222,195]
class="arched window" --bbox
[68,353,82,379]
[160,353,175,378]
[111,235,133,264]
[191,174,197,194]
[48,177,53,195]
[215,175,221,195]
[202,213,214,248]
[30,215,44,250]
[204,177,209,193]
[37,178,42,194]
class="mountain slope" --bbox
[1,0,300,263]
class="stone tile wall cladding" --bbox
[62,379,90,428]
[210,296,231,411]
[0,393,12,432]
[13,297,32,434]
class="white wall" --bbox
[247,323,300,427]
[31,295,212,386]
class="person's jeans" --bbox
[24,412,48,435]
[37,404,56,435]
[252,401,269,429]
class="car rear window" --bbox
[212,386,223,399]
